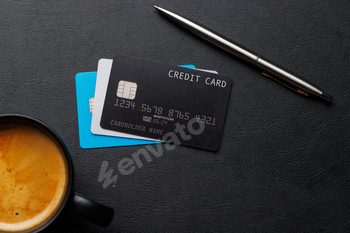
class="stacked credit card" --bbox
[75,55,232,151]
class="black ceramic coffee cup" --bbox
[0,114,114,232]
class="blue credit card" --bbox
[75,64,197,149]
[75,71,159,149]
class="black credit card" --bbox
[100,54,232,151]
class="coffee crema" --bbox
[0,124,68,232]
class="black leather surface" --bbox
[1,1,350,232]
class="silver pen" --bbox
[154,6,332,102]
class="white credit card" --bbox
[91,58,218,141]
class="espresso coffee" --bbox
[0,124,68,232]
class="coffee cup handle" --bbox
[70,192,114,227]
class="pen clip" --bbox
[261,72,309,96]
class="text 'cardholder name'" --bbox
[100,54,232,151]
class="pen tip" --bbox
[154,5,160,9]
[322,93,333,102]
